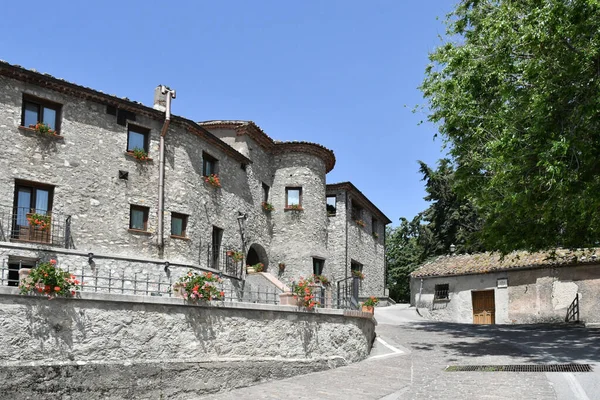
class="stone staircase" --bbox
[228,272,289,304]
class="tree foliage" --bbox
[421,0,600,252]
[386,160,483,302]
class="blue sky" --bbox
[1,1,454,226]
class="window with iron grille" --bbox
[434,284,450,300]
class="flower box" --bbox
[361,305,374,313]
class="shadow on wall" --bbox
[404,321,600,364]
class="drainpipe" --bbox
[416,278,424,317]
[157,86,176,251]
[345,191,349,279]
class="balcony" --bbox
[0,206,71,248]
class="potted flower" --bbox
[313,274,330,286]
[278,262,286,273]
[246,262,264,274]
[205,174,221,188]
[226,250,243,262]
[19,259,80,299]
[33,122,57,136]
[372,232,379,239]
[355,219,366,227]
[172,270,224,302]
[351,270,365,280]
[262,202,275,212]
[293,276,320,310]
[287,204,303,211]
[26,212,51,231]
[361,296,379,313]
[132,147,149,161]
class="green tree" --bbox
[386,160,483,302]
[421,0,600,252]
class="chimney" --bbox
[153,85,168,112]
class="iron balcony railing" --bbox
[206,245,244,279]
[0,206,71,248]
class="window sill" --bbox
[170,235,189,241]
[433,298,450,303]
[18,126,64,139]
[327,213,336,217]
[128,228,152,235]
[284,207,304,211]
[124,151,153,162]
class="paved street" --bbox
[201,305,600,400]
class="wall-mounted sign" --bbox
[497,278,508,288]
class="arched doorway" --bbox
[246,243,268,271]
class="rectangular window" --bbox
[313,258,324,275]
[262,183,270,202]
[22,96,61,131]
[129,205,149,231]
[7,257,36,287]
[211,226,223,269]
[127,125,149,153]
[372,218,378,234]
[351,260,363,272]
[326,195,337,216]
[12,181,54,243]
[170,213,188,238]
[203,152,218,176]
[434,284,450,300]
[351,202,363,221]
[285,187,302,208]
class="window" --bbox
[372,218,378,235]
[313,258,324,275]
[434,284,450,300]
[7,257,36,287]
[203,152,218,176]
[262,183,270,202]
[12,181,54,243]
[326,195,337,216]
[170,213,188,238]
[127,125,149,153]
[129,205,149,231]
[351,202,363,221]
[285,187,302,208]
[211,226,223,269]
[22,96,61,131]
[351,260,363,273]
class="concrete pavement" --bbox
[199,305,600,399]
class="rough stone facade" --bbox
[0,61,390,301]
[411,264,600,324]
[0,288,375,398]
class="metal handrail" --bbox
[565,293,579,323]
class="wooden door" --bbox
[472,290,495,324]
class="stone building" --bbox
[0,61,390,301]
[410,249,600,325]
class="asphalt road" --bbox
[201,305,600,399]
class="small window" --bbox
[171,213,188,238]
[434,284,449,300]
[313,258,324,275]
[203,152,218,176]
[127,125,149,153]
[372,218,378,234]
[129,205,149,231]
[286,187,302,208]
[262,183,270,202]
[22,96,61,131]
[351,260,363,273]
[351,202,363,221]
[326,195,337,216]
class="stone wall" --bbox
[412,264,600,324]
[0,287,375,398]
